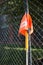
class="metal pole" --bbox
[29,34,32,65]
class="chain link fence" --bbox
[0,0,43,65]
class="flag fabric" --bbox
[18,13,32,36]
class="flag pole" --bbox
[25,0,29,65]
[25,0,32,65]
[25,31,28,65]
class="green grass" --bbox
[4,46,43,60]
[4,46,43,51]
[0,46,43,65]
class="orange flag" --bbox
[19,13,32,36]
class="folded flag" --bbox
[18,13,32,36]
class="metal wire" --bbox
[0,0,43,65]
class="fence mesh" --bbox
[0,0,43,65]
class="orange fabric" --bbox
[19,13,32,36]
